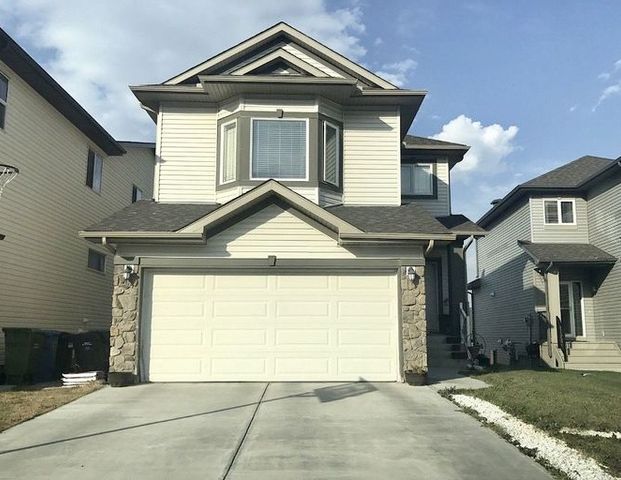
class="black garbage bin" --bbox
[73,331,110,373]
[55,332,75,377]
[32,331,62,383]
[3,328,45,384]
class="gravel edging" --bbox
[451,394,617,480]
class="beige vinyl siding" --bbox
[0,60,154,363]
[342,107,401,206]
[116,204,424,261]
[530,196,589,243]
[282,44,344,78]
[157,104,217,202]
[318,98,344,122]
[407,159,450,216]
[587,174,621,343]
[474,200,535,362]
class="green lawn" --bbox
[459,368,621,476]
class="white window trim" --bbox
[543,198,576,225]
[249,117,310,181]
[219,119,238,185]
[322,121,340,187]
[401,163,434,196]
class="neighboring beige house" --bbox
[82,22,484,385]
[471,155,621,371]
[0,28,155,366]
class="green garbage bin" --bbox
[3,328,45,384]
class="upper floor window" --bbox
[251,118,308,180]
[132,185,143,203]
[86,149,103,192]
[401,163,434,196]
[323,121,340,186]
[0,72,8,129]
[544,199,575,224]
[220,120,237,184]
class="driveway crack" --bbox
[221,382,270,480]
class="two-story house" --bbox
[0,28,155,368]
[81,23,484,386]
[471,155,621,371]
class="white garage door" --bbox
[143,271,399,382]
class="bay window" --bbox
[251,118,308,180]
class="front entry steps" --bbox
[564,341,621,373]
[427,334,468,369]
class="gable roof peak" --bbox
[164,22,398,89]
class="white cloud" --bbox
[569,104,577,112]
[0,1,368,140]
[593,81,621,111]
[376,58,417,87]
[598,72,611,81]
[432,115,519,179]
[373,37,383,46]
[615,59,621,70]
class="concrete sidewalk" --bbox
[0,382,551,480]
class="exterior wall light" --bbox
[406,266,418,282]
[123,265,135,281]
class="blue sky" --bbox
[2,0,620,220]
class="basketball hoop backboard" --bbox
[0,163,19,240]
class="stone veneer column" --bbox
[109,264,140,386]
[401,266,427,375]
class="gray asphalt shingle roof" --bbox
[436,215,486,236]
[325,203,451,234]
[85,198,476,237]
[85,201,221,232]
[521,156,613,188]
[478,155,617,228]
[403,135,468,149]
[518,241,617,265]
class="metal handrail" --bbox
[556,316,568,362]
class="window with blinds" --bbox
[323,121,339,186]
[221,120,237,183]
[251,119,307,180]
[401,163,434,196]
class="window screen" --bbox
[323,122,339,185]
[560,201,574,223]
[221,121,237,183]
[544,200,559,223]
[251,119,307,179]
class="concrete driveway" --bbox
[0,383,551,480]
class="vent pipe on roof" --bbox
[490,199,502,206]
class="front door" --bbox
[559,281,584,338]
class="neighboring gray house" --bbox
[81,22,484,385]
[471,155,621,371]
[0,28,155,367]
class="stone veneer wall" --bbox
[401,266,427,373]
[109,264,140,384]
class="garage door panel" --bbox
[213,301,268,317]
[337,329,392,346]
[276,302,330,317]
[337,301,392,318]
[211,329,268,346]
[275,329,330,346]
[211,357,267,375]
[152,302,204,317]
[275,358,330,375]
[145,271,398,381]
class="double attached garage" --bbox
[142,270,399,382]
[85,183,444,384]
